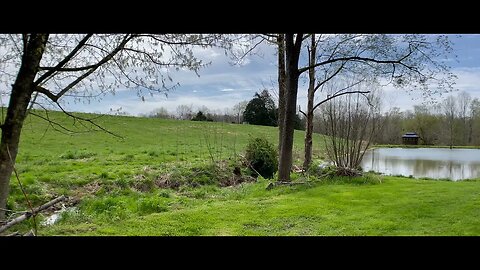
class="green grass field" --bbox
[3,110,480,235]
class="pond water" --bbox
[360,148,480,181]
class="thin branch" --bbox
[29,110,78,135]
[51,35,134,101]
[298,50,416,74]
[6,145,37,235]
[9,34,23,55]
[34,85,58,102]
[56,103,124,139]
[232,37,264,65]
[38,63,98,72]
[314,62,346,92]
[0,196,66,234]
[327,35,365,61]
[302,34,312,41]
[330,79,366,97]
[136,34,217,47]
[312,91,370,112]
[299,107,307,117]
[35,34,93,85]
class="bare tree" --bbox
[0,33,233,220]
[149,107,172,119]
[409,105,441,145]
[378,107,404,144]
[300,34,369,170]
[321,82,381,174]
[176,104,193,120]
[232,100,248,124]
[443,95,457,149]
[457,91,472,145]
[471,98,480,146]
[276,34,456,182]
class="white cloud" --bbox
[373,67,480,112]
[98,93,249,116]
[6,35,480,118]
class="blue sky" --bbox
[57,34,480,116]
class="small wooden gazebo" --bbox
[402,132,419,145]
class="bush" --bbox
[245,137,278,179]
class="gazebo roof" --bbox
[402,132,419,138]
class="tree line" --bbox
[312,91,480,147]
[144,89,305,129]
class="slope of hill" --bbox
[3,110,480,236]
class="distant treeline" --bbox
[313,91,480,147]
[142,90,305,130]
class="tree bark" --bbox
[0,34,48,221]
[277,34,286,153]
[278,34,302,182]
[303,34,316,171]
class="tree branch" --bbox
[29,111,79,135]
[53,34,134,100]
[136,34,217,46]
[312,91,370,112]
[299,107,307,117]
[314,61,346,92]
[298,51,415,75]
[34,85,58,102]
[35,34,93,85]
[0,196,66,234]
[231,37,264,66]
[55,103,124,139]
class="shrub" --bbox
[245,137,278,179]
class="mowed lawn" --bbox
[4,109,480,235]
[43,177,480,236]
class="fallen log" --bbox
[0,195,66,234]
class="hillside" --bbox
[3,110,480,236]
[5,110,326,223]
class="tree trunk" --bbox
[303,34,316,171]
[303,102,314,171]
[278,34,302,182]
[0,34,48,221]
[277,34,286,153]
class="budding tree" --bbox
[277,34,456,181]
[0,33,233,220]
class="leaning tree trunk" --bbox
[277,34,286,153]
[278,34,302,182]
[0,34,48,221]
[303,34,316,171]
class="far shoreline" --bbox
[370,144,480,150]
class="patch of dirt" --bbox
[133,174,146,181]
[132,181,152,192]
[154,173,181,189]
[219,174,256,187]
[84,181,102,194]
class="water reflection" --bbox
[360,148,480,181]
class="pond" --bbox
[360,148,480,181]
